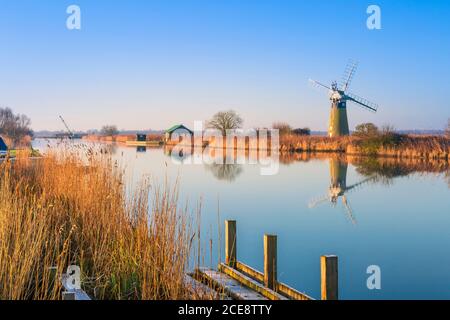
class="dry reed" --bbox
[0,147,203,300]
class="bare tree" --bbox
[0,107,33,145]
[207,110,243,136]
[101,125,119,136]
[272,122,293,136]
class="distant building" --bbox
[165,124,193,143]
[136,133,147,142]
[0,136,8,156]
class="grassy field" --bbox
[0,148,203,300]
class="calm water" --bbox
[33,139,450,300]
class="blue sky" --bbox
[0,0,449,131]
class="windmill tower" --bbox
[308,158,377,224]
[310,61,379,137]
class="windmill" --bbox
[308,158,377,225]
[309,61,379,137]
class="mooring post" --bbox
[225,220,237,268]
[264,234,277,290]
[321,255,339,300]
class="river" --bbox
[32,139,450,300]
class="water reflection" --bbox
[308,158,376,224]
[352,157,450,181]
[276,153,450,224]
[204,162,244,182]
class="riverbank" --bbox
[280,135,449,160]
[83,134,164,144]
[0,150,203,300]
[82,133,450,161]
[0,148,41,159]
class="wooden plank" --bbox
[277,282,314,301]
[236,261,264,283]
[321,255,339,300]
[225,220,237,268]
[218,263,287,300]
[264,235,277,290]
[235,262,314,300]
[195,268,267,300]
[62,292,76,300]
[62,289,91,300]
[184,274,222,300]
[61,273,91,301]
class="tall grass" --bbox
[0,148,201,300]
[280,134,450,160]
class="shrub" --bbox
[293,128,311,136]
[353,123,379,138]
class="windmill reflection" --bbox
[309,158,376,224]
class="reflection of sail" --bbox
[309,158,376,224]
[204,162,243,182]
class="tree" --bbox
[0,107,33,145]
[207,110,243,136]
[381,124,396,135]
[293,128,311,136]
[272,122,293,136]
[101,125,119,136]
[353,123,379,138]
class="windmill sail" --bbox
[346,92,378,112]
[340,60,358,91]
[342,195,357,225]
[309,79,331,91]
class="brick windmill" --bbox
[309,61,379,137]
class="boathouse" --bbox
[165,124,193,143]
[136,133,147,142]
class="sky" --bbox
[0,0,449,132]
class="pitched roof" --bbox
[165,124,193,134]
[0,136,7,151]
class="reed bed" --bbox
[0,148,203,300]
[280,134,450,160]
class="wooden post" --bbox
[225,220,237,268]
[264,234,277,290]
[321,255,338,300]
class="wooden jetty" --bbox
[125,140,163,147]
[187,220,339,300]
[54,220,339,301]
